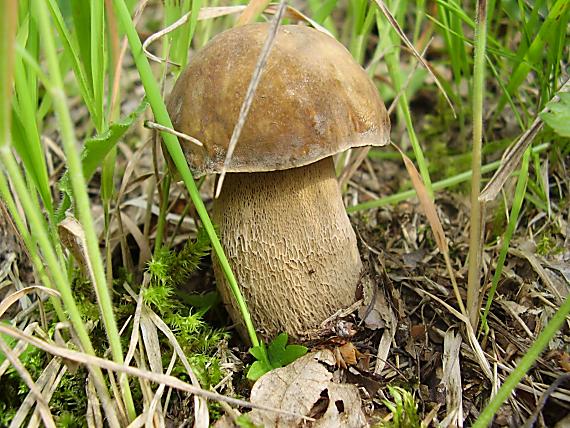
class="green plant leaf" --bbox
[248,343,266,361]
[246,360,272,381]
[267,333,308,368]
[247,333,308,381]
[540,92,570,138]
[58,98,148,216]
[235,414,262,428]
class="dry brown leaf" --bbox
[358,288,393,330]
[58,216,90,272]
[313,383,367,428]
[338,343,358,366]
[247,350,367,427]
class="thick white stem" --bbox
[212,157,362,341]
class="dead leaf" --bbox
[247,350,367,427]
[313,383,367,428]
[358,289,393,330]
[58,216,90,272]
[338,343,358,366]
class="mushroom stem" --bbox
[212,157,362,341]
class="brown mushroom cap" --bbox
[167,23,390,176]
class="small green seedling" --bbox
[247,333,308,381]
[380,386,423,428]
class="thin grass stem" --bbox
[466,0,488,328]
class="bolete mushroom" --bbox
[167,23,390,341]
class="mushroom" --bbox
[167,23,390,341]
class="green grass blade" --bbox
[313,0,339,24]
[45,0,99,126]
[90,0,106,131]
[35,0,136,420]
[466,0,488,328]
[480,147,531,334]
[11,54,52,212]
[111,0,260,349]
[498,0,570,113]
[346,143,549,212]
[70,0,93,88]
[473,293,570,427]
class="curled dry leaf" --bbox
[245,350,367,428]
[0,286,60,318]
[358,287,394,331]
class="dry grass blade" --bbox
[145,352,177,428]
[144,121,203,147]
[392,143,467,317]
[236,0,271,26]
[142,6,247,64]
[522,373,570,428]
[214,0,286,199]
[441,330,463,427]
[371,0,455,115]
[0,323,311,419]
[411,285,493,381]
[142,3,331,66]
[123,282,208,425]
[374,309,396,375]
[479,77,570,202]
[0,322,38,377]
[0,286,60,318]
[119,214,151,267]
[142,306,210,423]
[0,338,56,428]
[265,3,333,36]
[27,362,67,428]
[86,376,103,428]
